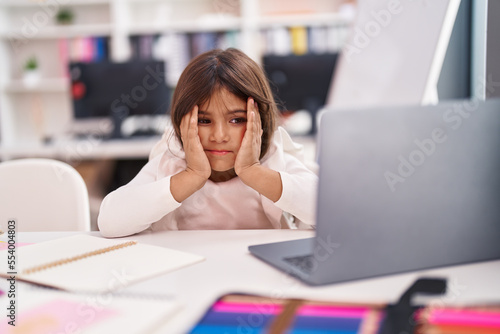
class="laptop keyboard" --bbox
[283,254,314,274]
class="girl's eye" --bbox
[198,118,210,124]
[230,117,247,124]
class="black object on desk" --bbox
[379,277,447,334]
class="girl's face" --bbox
[197,89,248,172]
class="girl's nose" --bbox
[210,123,229,143]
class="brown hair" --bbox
[170,48,279,159]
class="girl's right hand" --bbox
[180,105,212,181]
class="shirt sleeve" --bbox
[275,156,318,228]
[265,128,318,228]
[97,154,182,238]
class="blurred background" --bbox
[0,0,497,229]
[0,0,356,228]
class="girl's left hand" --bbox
[234,98,263,176]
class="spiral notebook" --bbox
[0,234,204,293]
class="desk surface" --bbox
[0,134,317,162]
[0,136,161,161]
[9,230,500,333]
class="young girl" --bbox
[98,48,318,237]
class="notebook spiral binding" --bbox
[22,240,137,275]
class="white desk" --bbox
[0,136,161,161]
[9,230,500,333]
[0,135,316,162]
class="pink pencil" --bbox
[426,308,500,328]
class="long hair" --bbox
[170,48,279,159]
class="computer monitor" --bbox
[262,53,339,134]
[69,60,171,138]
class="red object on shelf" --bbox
[71,81,86,99]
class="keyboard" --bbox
[283,254,315,274]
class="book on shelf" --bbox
[130,34,158,60]
[131,31,241,61]
[59,36,110,70]
[154,32,191,86]
[290,26,308,55]
[262,25,350,56]
[190,32,218,58]
[132,31,240,86]
[0,234,205,293]
[309,26,329,54]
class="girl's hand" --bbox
[234,98,263,176]
[180,105,211,181]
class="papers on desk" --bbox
[0,241,32,250]
[416,306,500,334]
[188,292,500,334]
[0,284,179,334]
[0,234,205,293]
[188,293,387,334]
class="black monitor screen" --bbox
[263,53,338,112]
[69,61,171,119]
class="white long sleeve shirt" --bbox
[98,127,318,237]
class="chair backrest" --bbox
[0,158,91,232]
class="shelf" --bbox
[0,144,59,159]
[0,0,111,7]
[3,78,69,93]
[0,136,162,160]
[126,0,206,4]
[128,17,242,34]
[0,24,112,40]
[0,20,244,39]
[258,12,352,28]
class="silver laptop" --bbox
[249,98,500,286]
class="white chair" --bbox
[0,158,91,232]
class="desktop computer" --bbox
[262,53,339,134]
[69,60,172,139]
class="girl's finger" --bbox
[188,105,199,138]
[246,98,255,135]
[180,111,191,142]
[193,105,199,124]
[248,98,261,137]
[254,101,263,136]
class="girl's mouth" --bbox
[206,150,231,156]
